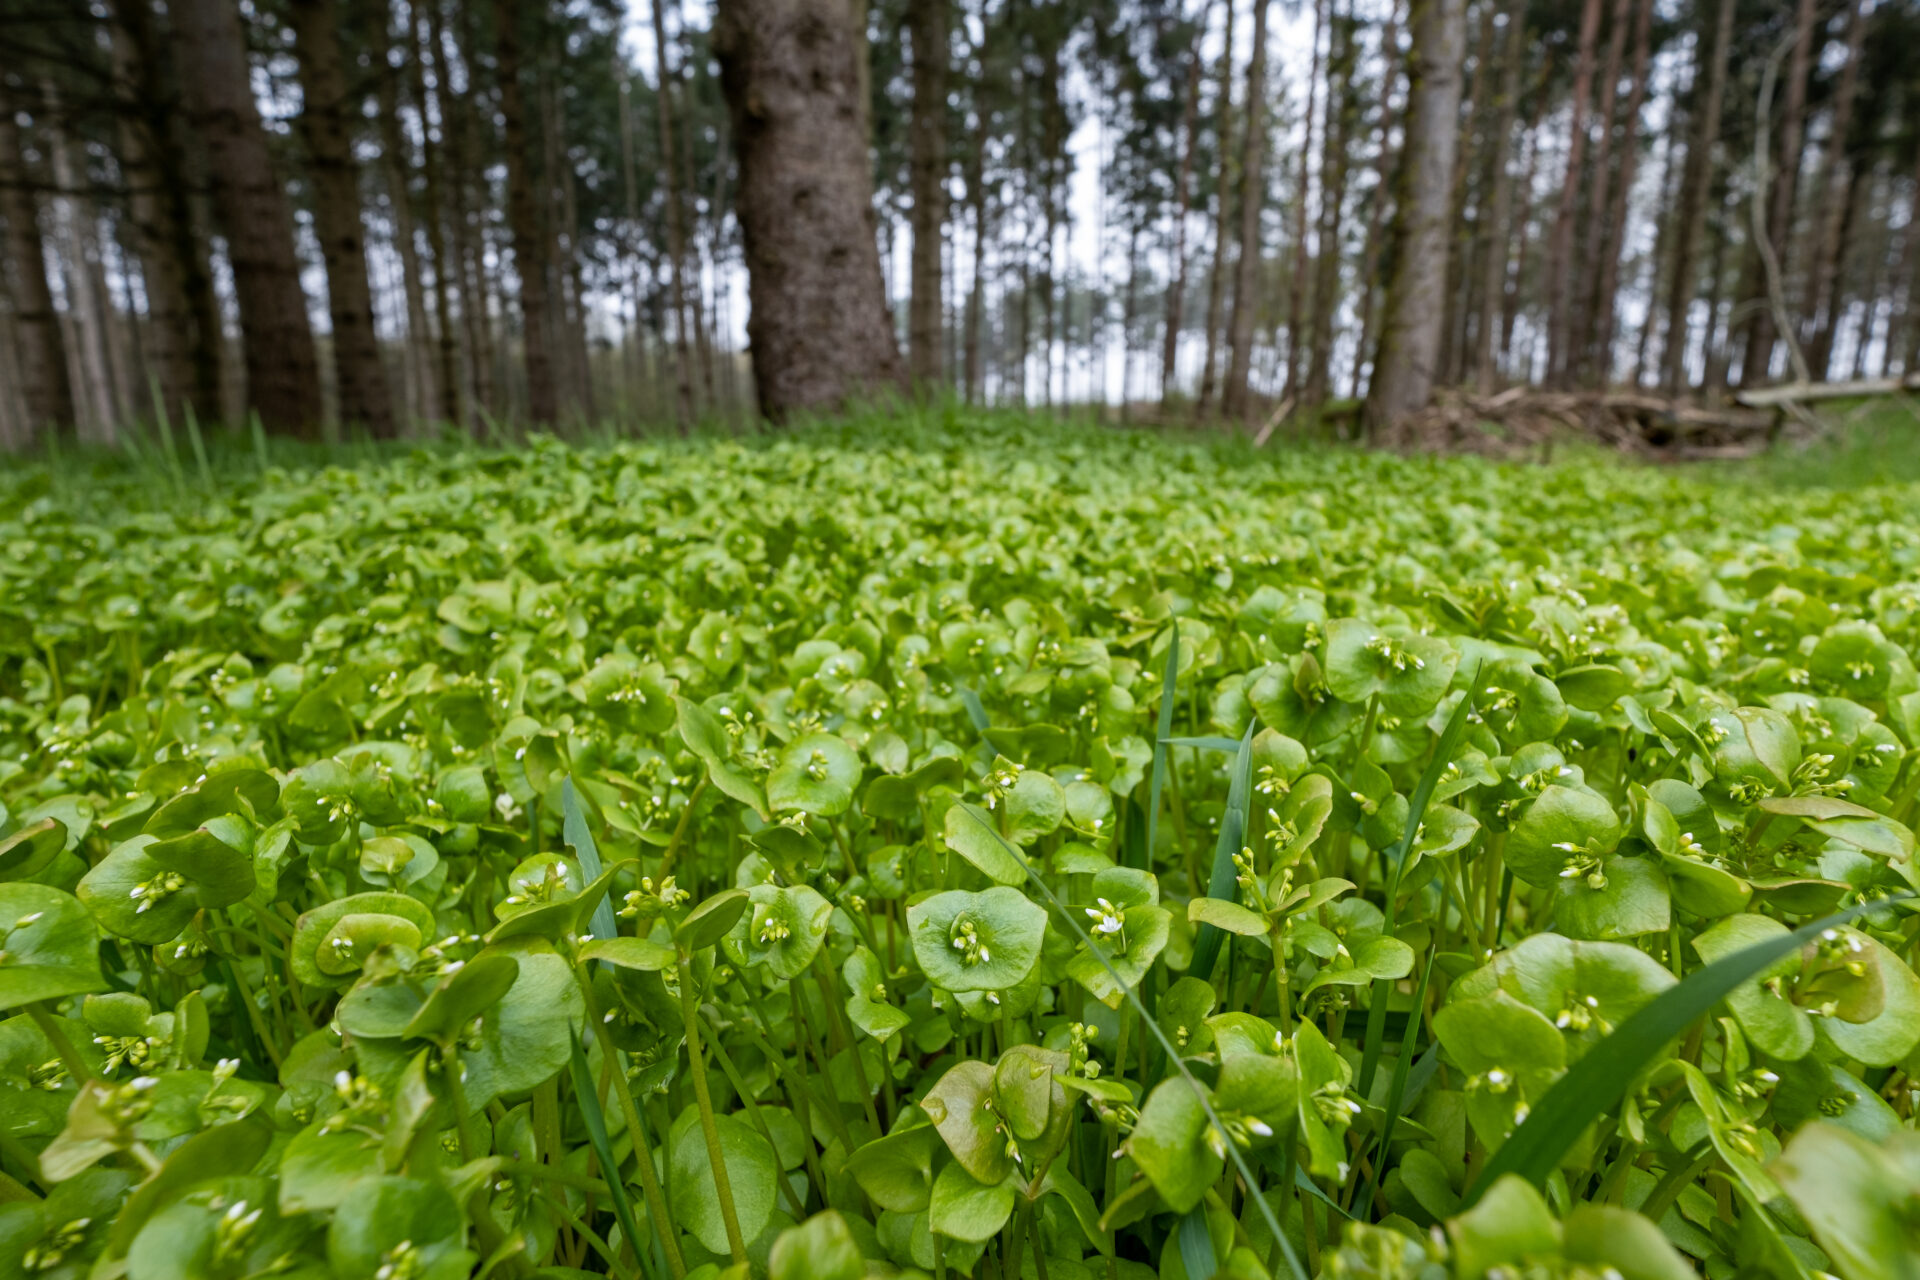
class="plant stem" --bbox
[27,1002,92,1082]
[679,951,748,1265]
[658,778,708,879]
[578,976,687,1279]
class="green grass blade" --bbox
[1159,735,1241,753]
[1186,721,1255,983]
[1176,1207,1217,1280]
[961,807,1310,1280]
[563,778,619,943]
[1358,951,1436,1215]
[1144,619,1179,873]
[958,684,992,746]
[1357,673,1479,1098]
[1295,1166,1352,1220]
[567,1026,651,1277]
[182,403,214,491]
[1460,896,1907,1208]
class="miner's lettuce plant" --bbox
[2,415,1920,1280]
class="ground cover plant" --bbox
[3,414,1920,1280]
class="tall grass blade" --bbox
[1187,721,1255,983]
[1357,674,1479,1098]
[563,778,618,942]
[1144,619,1179,873]
[955,806,1310,1280]
[1176,1207,1217,1280]
[567,1026,652,1278]
[1460,896,1907,1208]
[182,404,214,492]
[1358,952,1436,1215]
[249,410,270,473]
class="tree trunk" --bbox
[1472,0,1523,394]
[1283,0,1327,402]
[714,0,904,421]
[1542,0,1601,386]
[1363,0,1466,428]
[649,0,697,424]
[1349,0,1403,400]
[109,0,219,426]
[1222,0,1270,421]
[1194,0,1236,419]
[409,0,464,427]
[1586,0,1653,384]
[1659,0,1732,396]
[906,0,949,389]
[964,124,988,402]
[1736,0,1815,386]
[493,0,558,423]
[1804,0,1866,379]
[42,97,123,439]
[1304,3,1357,409]
[1161,0,1209,404]
[290,0,397,437]
[170,0,323,434]
[0,96,74,436]
[451,0,497,414]
[1566,0,1630,378]
[368,0,437,422]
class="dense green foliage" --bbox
[3,418,1919,1280]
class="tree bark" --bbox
[1349,0,1403,400]
[1363,0,1466,428]
[368,0,437,422]
[714,0,904,421]
[649,0,697,424]
[1659,0,1733,396]
[1736,0,1815,386]
[1804,0,1866,379]
[493,0,558,423]
[290,0,397,437]
[1472,0,1523,394]
[1566,0,1630,378]
[1304,3,1357,409]
[42,95,124,439]
[1284,0,1327,403]
[110,0,222,427]
[964,122,988,402]
[0,96,74,436]
[408,0,464,427]
[1542,0,1601,386]
[170,0,323,434]
[1586,0,1653,384]
[1161,0,1209,404]
[1194,0,1236,419]
[907,0,949,389]
[1222,0,1271,421]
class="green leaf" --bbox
[943,802,1032,886]
[567,1024,649,1267]
[0,884,102,1012]
[767,733,862,817]
[906,887,1046,993]
[1460,897,1904,1207]
[927,1161,1015,1242]
[769,1211,864,1280]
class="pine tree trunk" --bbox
[368,0,437,422]
[1304,5,1356,409]
[649,0,697,424]
[1194,0,1236,419]
[0,97,74,436]
[1659,0,1732,396]
[1543,0,1601,387]
[1283,0,1327,403]
[1349,0,1403,401]
[1736,0,1815,386]
[1364,0,1466,428]
[964,125,988,403]
[109,0,217,426]
[451,0,496,414]
[1222,0,1270,421]
[907,0,949,389]
[1567,0,1630,379]
[713,0,905,421]
[493,0,558,423]
[1472,0,1523,394]
[408,0,464,427]
[1586,0,1652,384]
[1161,0,1209,404]
[290,0,396,437]
[42,100,122,439]
[170,0,323,434]
[1804,0,1865,379]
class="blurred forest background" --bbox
[0,0,1916,446]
